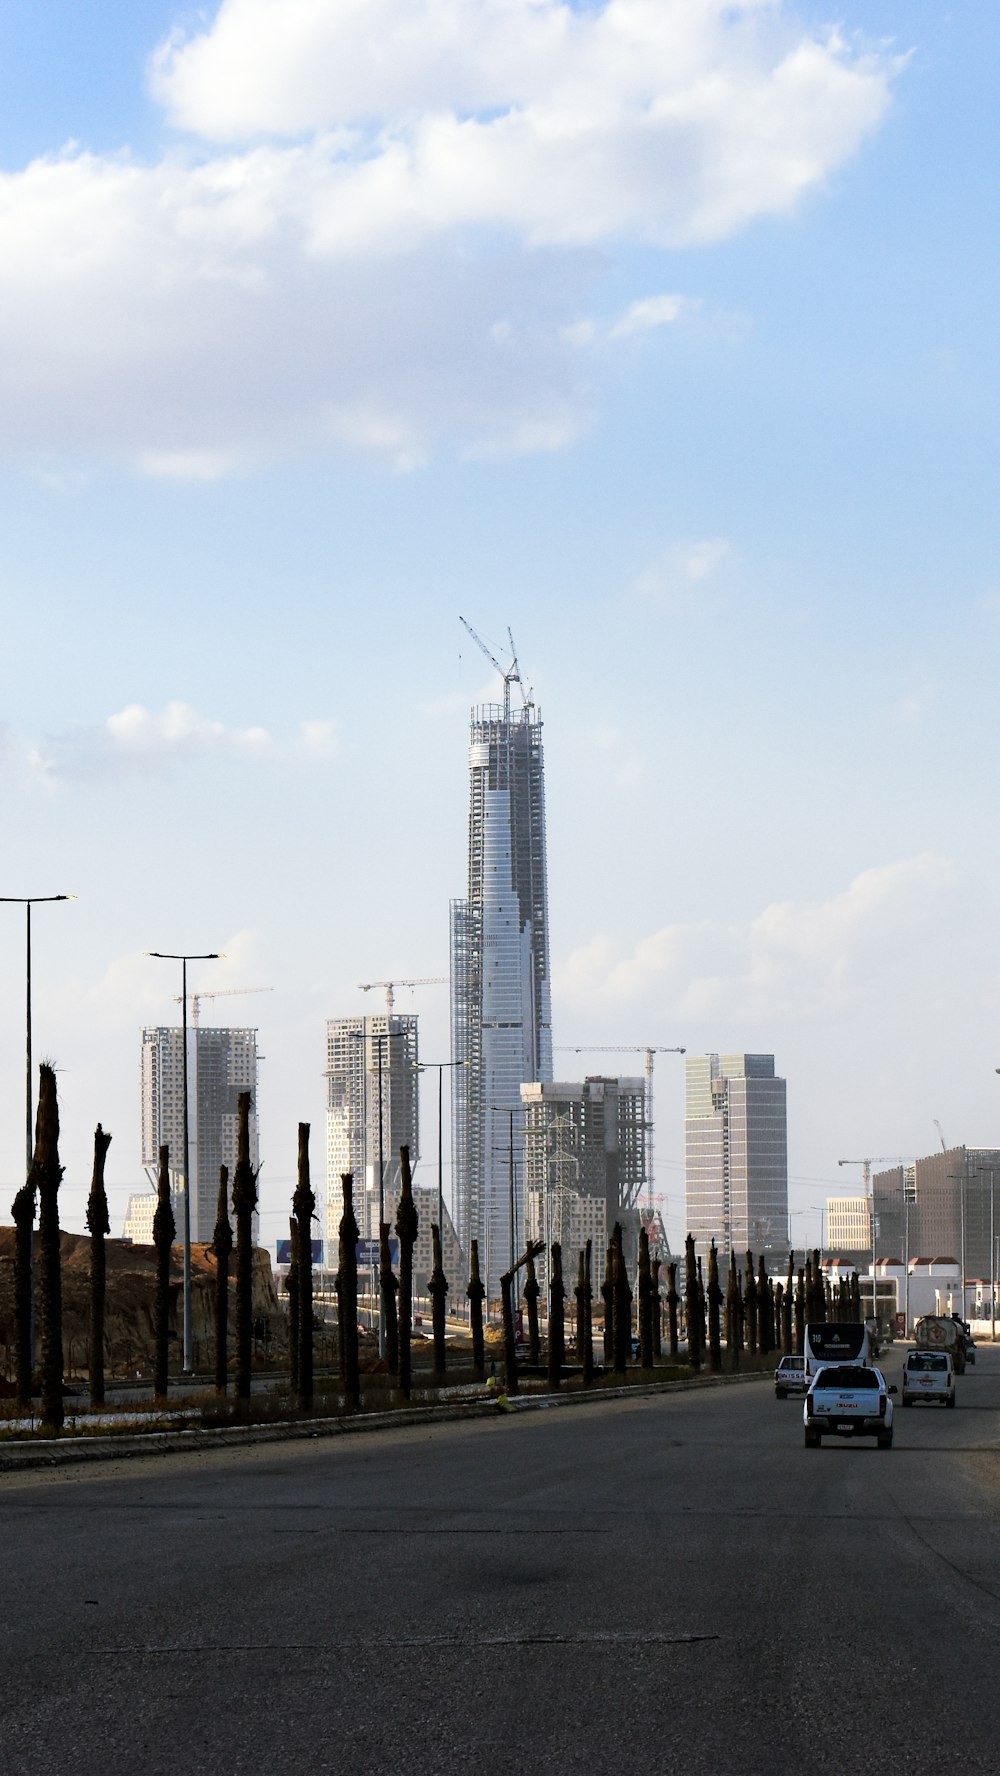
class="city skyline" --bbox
[0,2,996,1263]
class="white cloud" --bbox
[555,855,956,1021]
[635,536,733,605]
[105,701,271,754]
[0,702,338,781]
[611,293,688,337]
[0,2,899,472]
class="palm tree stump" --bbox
[35,1064,65,1431]
[547,1242,566,1390]
[153,1144,175,1403]
[638,1227,654,1370]
[707,1240,722,1373]
[523,1251,541,1366]
[467,1239,486,1379]
[684,1234,701,1370]
[395,1145,418,1401]
[380,1220,400,1373]
[86,1124,112,1410]
[294,1122,316,1411]
[429,1222,448,1378]
[338,1173,361,1409]
[232,1091,258,1406]
[666,1261,680,1359]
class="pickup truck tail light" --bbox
[879,1395,887,1418]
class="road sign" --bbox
[356,1238,399,1267]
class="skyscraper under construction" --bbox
[450,634,552,1297]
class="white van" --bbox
[902,1348,955,1408]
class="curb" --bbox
[0,1367,769,1476]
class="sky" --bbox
[0,0,997,1256]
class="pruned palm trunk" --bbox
[726,1250,741,1371]
[35,1065,65,1431]
[523,1251,541,1365]
[547,1242,565,1389]
[232,1090,258,1406]
[666,1261,679,1359]
[429,1223,448,1378]
[11,1181,35,1409]
[795,1267,806,1354]
[684,1234,700,1370]
[579,1239,595,1385]
[601,1243,614,1363]
[757,1257,772,1356]
[153,1144,175,1403]
[395,1145,418,1401]
[380,1220,400,1373]
[211,1167,233,1396]
[707,1240,722,1373]
[467,1239,485,1379]
[638,1227,654,1370]
[286,1213,299,1396]
[783,1254,794,1354]
[338,1173,361,1409]
[651,1256,662,1360]
[744,1251,758,1354]
[612,1223,632,1376]
[86,1123,112,1409]
[293,1123,315,1411]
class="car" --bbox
[803,1363,897,1449]
[774,1355,807,1398]
[902,1348,955,1407]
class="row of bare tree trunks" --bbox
[9,1075,863,1429]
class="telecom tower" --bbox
[450,620,553,1297]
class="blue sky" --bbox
[0,0,997,1252]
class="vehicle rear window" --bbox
[813,1367,879,1389]
[781,1358,804,1370]
[908,1352,948,1371]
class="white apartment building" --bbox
[141,1025,259,1245]
[324,1014,419,1249]
[685,1054,788,1256]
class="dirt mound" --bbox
[0,1228,283,1381]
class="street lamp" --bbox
[147,949,222,1375]
[0,894,76,1171]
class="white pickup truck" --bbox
[803,1363,897,1449]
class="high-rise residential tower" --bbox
[324,1014,419,1248]
[451,690,552,1296]
[521,1075,645,1280]
[141,1025,259,1244]
[685,1053,788,1256]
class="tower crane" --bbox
[358,977,447,1016]
[837,1156,911,1194]
[553,1044,686,1229]
[459,616,531,727]
[933,1120,948,1153]
[172,985,273,1027]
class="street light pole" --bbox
[1,895,75,1172]
[147,950,221,1375]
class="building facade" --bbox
[685,1054,788,1256]
[873,1147,1000,1283]
[141,1025,259,1244]
[826,1195,872,1254]
[324,1014,419,1249]
[521,1076,645,1280]
[451,697,553,1296]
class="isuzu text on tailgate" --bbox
[803,1364,897,1449]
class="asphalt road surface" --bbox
[2,1344,1000,1775]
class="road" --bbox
[2,1344,999,1774]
